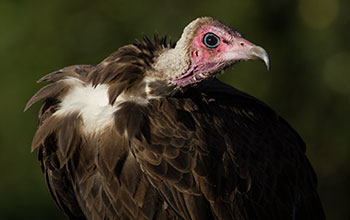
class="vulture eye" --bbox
[203,32,220,48]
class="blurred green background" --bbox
[0,0,348,219]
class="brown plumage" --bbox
[26,17,325,219]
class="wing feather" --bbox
[28,64,178,220]
[127,78,325,220]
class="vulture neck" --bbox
[152,18,202,83]
[152,47,190,80]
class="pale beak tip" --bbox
[250,46,270,71]
[265,57,270,71]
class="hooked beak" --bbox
[224,36,270,71]
[247,46,270,71]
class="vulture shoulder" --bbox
[125,78,326,220]
[26,64,178,220]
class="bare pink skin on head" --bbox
[172,23,269,87]
[190,25,255,70]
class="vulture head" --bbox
[152,17,270,87]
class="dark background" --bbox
[1,0,348,219]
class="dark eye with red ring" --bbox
[203,32,220,48]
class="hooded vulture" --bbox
[26,17,326,220]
